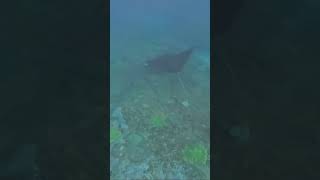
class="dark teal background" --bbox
[0,1,107,179]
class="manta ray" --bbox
[111,47,195,104]
[142,47,195,98]
[144,47,194,73]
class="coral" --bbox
[181,144,208,166]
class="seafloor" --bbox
[110,34,210,180]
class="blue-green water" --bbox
[110,0,210,179]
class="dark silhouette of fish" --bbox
[111,47,195,105]
[144,48,194,73]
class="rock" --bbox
[111,107,128,132]
[142,104,149,108]
[167,99,174,104]
[181,100,190,107]
[126,133,150,162]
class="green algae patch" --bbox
[182,144,208,166]
[150,112,167,128]
[110,128,122,143]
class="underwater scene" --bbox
[110,0,210,179]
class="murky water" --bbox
[110,0,210,179]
